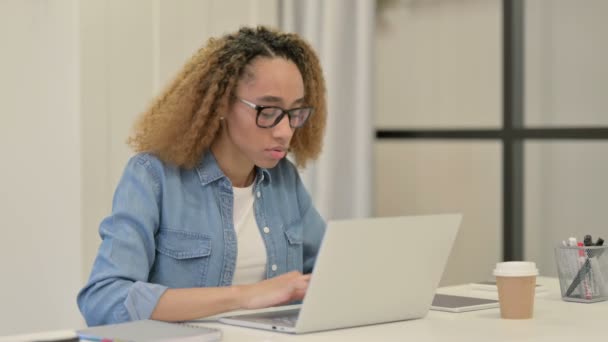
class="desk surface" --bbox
[2,277,606,341]
[191,277,607,341]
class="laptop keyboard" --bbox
[239,309,300,328]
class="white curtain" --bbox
[280,0,375,220]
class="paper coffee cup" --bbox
[493,262,538,319]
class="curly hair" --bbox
[128,26,327,169]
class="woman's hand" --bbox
[150,271,310,322]
[236,271,311,310]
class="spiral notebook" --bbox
[77,319,221,342]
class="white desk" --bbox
[2,277,605,341]
[190,277,607,341]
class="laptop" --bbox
[219,214,462,334]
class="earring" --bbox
[219,116,224,120]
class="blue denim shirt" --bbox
[77,152,326,326]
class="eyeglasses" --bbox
[237,98,313,129]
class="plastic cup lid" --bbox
[493,261,538,277]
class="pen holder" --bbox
[554,246,608,303]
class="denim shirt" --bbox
[77,152,326,326]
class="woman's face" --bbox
[223,57,305,169]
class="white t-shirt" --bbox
[231,183,268,285]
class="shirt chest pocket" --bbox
[153,229,212,288]
[284,221,304,272]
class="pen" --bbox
[564,237,581,298]
[583,233,594,298]
[577,242,592,299]
[584,235,593,247]
[565,253,591,298]
[591,237,605,297]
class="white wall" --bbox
[374,0,502,285]
[375,142,502,286]
[376,0,608,284]
[525,0,608,127]
[376,0,501,129]
[0,0,83,335]
[1,0,277,335]
[524,0,608,275]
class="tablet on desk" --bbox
[430,294,499,313]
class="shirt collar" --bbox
[195,150,272,186]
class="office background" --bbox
[1,0,606,336]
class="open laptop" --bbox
[219,214,462,334]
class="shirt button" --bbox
[271,264,278,272]
[263,226,270,234]
[256,191,261,198]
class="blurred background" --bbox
[1,0,607,336]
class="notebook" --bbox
[0,330,78,342]
[219,214,462,334]
[77,319,221,342]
